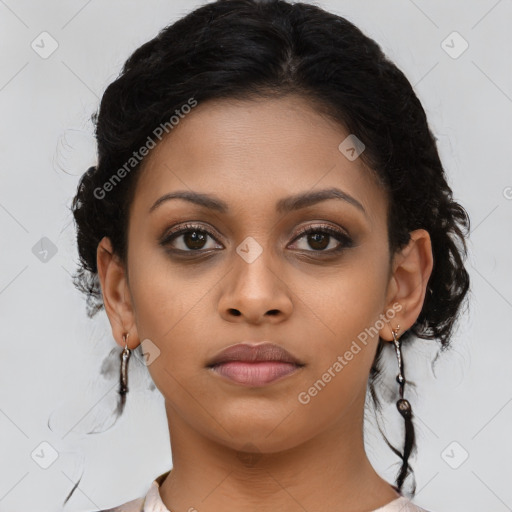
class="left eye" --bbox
[288,225,352,252]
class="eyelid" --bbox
[290,222,350,241]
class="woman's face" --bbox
[108,95,403,452]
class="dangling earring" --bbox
[392,325,411,419]
[119,332,131,412]
[391,325,416,493]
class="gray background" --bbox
[1,0,511,511]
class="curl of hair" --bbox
[70,0,471,497]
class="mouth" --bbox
[206,342,305,387]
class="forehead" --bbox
[130,95,388,224]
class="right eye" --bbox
[160,223,224,253]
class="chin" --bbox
[205,415,311,454]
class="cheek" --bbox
[126,249,218,389]
[300,257,388,339]
[296,262,388,393]
[128,244,211,338]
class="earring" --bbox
[119,332,131,410]
[391,325,416,493]
[392,325,411,419]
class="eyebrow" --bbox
[149,187,367,217]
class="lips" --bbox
[211,361,302,386]
[206,342,305,387]
[206,342,304,367]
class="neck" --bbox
[158,396,401,512]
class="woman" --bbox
[71,0,471,510]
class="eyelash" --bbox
[160,222,353,256]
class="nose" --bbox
[218,252,293,325]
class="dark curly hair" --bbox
[69,0,471,499]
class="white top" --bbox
[98,471,432,512]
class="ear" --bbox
[379,229,434,341]
[96,236,139,349]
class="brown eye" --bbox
[305,232,330,250]
[161,223,223,252]
[289,224,353,253]
[181,230,208,250]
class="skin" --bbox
[97,94,433,512]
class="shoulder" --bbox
[91,496,145,512]
[89,469,171,512]
[375,496,434,512]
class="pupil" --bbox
[185,231,206,249]
[309,233,328,250]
